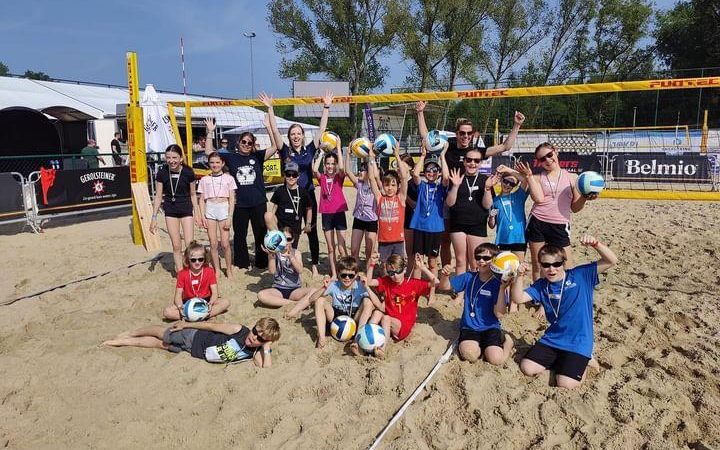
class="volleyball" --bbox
[490,251,521,279]
[425,130,448,154]
[319,131,340,152]
[329,315,357,342]
[577,171,605,196]
[183,297,210,322]
[373,133,397,156]
[263,230,287,253]
[355,323,386,352]
[349,137,372,159]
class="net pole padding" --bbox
[701,110,709,154]
[185,103,193,165]
[494,119,499,145]
[600,189,720,201]
[126,51,146,246]
[168,77,720,108]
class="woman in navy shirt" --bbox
[265,91,333,278]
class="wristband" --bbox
[323,106,330,109]
[264,348,272,354]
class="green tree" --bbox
[267,0,404,134]
[23,70,51,81]
[0,61,8,76]
[655,0,720,71]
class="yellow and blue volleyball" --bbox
[350,137,372,159]
[577,171,605,196]
[355,323,386,352]
[373,133,397,156]
[330,315,357,342]
[319,131,340,152]
[425,130,448,154]
[183,297,210,322]
[263,230,287,253]
[490,251,520,277]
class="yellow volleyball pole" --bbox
[700,109,709,154]
[126,51,147,246]
[185,102,193,165]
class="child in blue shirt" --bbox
[409,141,449,281]
[510,235,617,389]
[442,243,513,365]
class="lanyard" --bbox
[286,186,300,219]
[499,194,513,227]
[323,175,335,200]
[424,182,437,217]
[464,174,479,201]
[468,273,494,318]
[210,173,223,198]
[169,167,182,201]
[544,170,562,199]
[545,275,566,324]
[190,268,204,298]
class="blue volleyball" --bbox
[373,133,397,156]
[355,323,386,352]
[330,315,357,342]
[425,130,448,154]
[577,171,605,196]
[183,297,209,322]
[263,230,287,253]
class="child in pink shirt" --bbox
[313,140,348,278]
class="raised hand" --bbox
[517,261,529,277]
[440,264,453,277]
[449,168,463,186]
[369,252,380,266]
[495,164,511,174]
[416,101,426,113]
[485,173,499,189]
[414,253,426,269]
[322,90,334,107]
[515,161,533,178]
[258,92,273,108]
[514,111,526,126]
[204,117,216,132]
[579,235,599,247]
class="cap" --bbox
[424,155,441,169]
[284,161,299,173]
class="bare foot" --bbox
[226,269,234,280]
[374,346,385,359]
[284,309,300,320]
[316,336,327,349]
[312,265,321,279]
[350,342,362,357]
[102,339,122,347]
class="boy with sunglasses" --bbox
[103,317,281,368]
[441,243,514,365]
[364,253,438,358]
[308,256,380,349]
[266,161,313,247]
[510,235,617,388]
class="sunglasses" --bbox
[189,257,205,263]
[457,131,473,136]
[537,151,555,162]
[285,171,299,178]
[252,326,269,343]
[220,141,228,144]
[502,178,518,187]
[386,268,404,276]
[240,139,254,145]
[284,235,293,242]
[475,255,493,262]
[338,272,356,280]
[540,260,564,268]
[425,166,439,173]
[464,158,483,164]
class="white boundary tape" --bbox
[368,338,458,450]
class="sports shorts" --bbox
[523,342,590,381]
[526,215,570,248]
[459,328,504,351]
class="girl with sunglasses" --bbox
[265,91,335,278]
[103,317,280,368]
[162,241,229,321]
[150,144,201,273]
[409,141,450,281]
[525,143,598,281]
[204,97,279,272]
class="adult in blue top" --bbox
[409,142,449,281]
[265,90,334,278]
[443,243,514,365]
[204,106,278,270]
[510,235,618,389]
[483,162,543,261]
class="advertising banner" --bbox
[610,153,711,182]
[38,167,131,209]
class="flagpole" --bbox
[180,37,187,95]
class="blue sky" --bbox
[0,0,676,99]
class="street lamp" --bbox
[243,32,256,98]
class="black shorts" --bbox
[523,342,590,381]
[321,212,347,231]
[448,221,487,237]
[498,242,527,253]
[413,230,442,257]
[352,217,378,233]
[275,286,297,299]
[163,199,193,218]
[526,215,570,248]
[459,328,504,351]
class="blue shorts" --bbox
[274,286,298,299]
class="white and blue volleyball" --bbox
[425,130,448,154]
[330,315,357,342]
[373,133,397,156]
[577,171,605,196]
[183,297,210,322]
[355,323,386,352]
[263,230,287,253]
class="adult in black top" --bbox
[265,90,334,277]
[267,169,312,248]
[150,144,200,272]
[110,132,123,166]
[205,110,278,270]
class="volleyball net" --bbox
[166,76,720,200]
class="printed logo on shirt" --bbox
[236,165,257,186]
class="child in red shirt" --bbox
[162,241,229,321]
[362,253,438,358]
